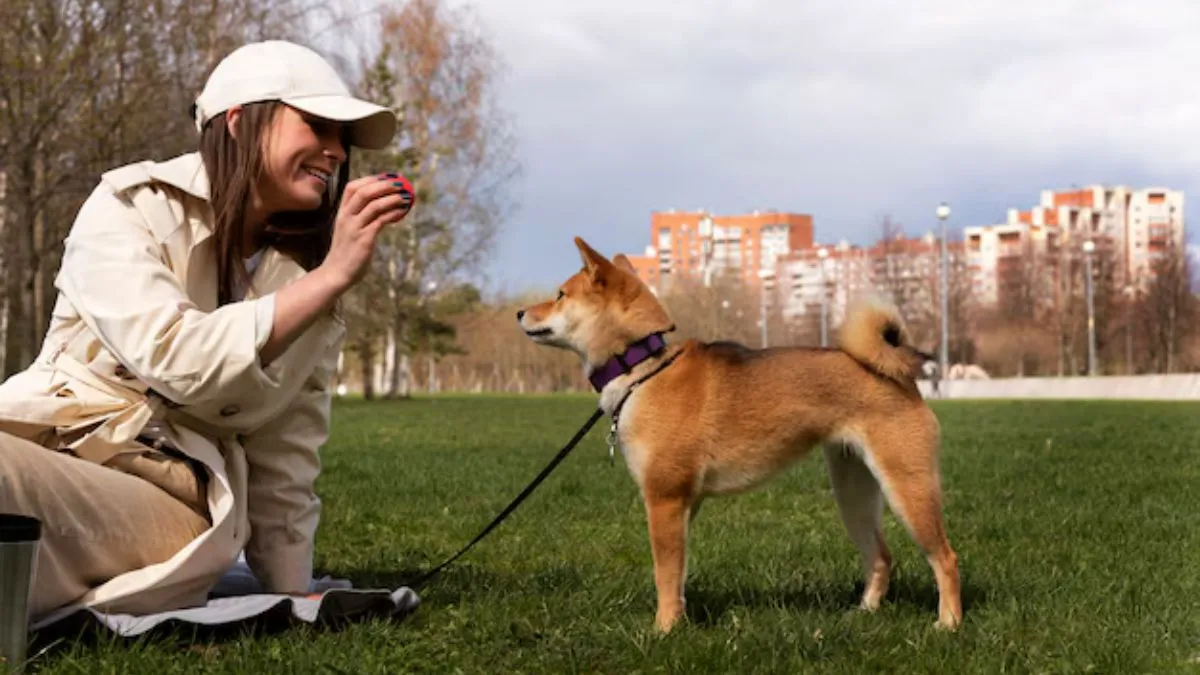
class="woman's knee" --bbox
[0,432,54,511]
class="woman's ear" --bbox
[226,104,243,140]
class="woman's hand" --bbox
[260,173,414,366]
[320,174,415,291]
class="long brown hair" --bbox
[197,100,351,305]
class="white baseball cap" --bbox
[193,40,397,150]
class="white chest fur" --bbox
[607,386,649,488]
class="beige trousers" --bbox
[0,431,209,618]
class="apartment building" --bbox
[777,232,965,326]
[624,209,814,293]
[775,241,870,325]
[1127,188,1186,279]
[964,185,1185,306]
[963,221,1048,306]
[624,183,1184,331]
[624,245,660,288]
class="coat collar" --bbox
[148,151,211,202]
[125,152,308,301]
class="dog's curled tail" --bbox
[837,295,929,384]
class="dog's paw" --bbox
[858,597,883,613]
[655,607,685,634]
[934,616,961,632]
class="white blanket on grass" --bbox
[30,554,420,638]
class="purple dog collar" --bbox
[588,333,667,392]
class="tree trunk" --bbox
[395,353,412,398]
[386,317,411,398]
[1056,247,1067,377]
[359,343,376,400]
[3,161,35,378]
[1167,303,1176,374]
[32,149,48,344]
[385,323,399,396]
[2,260,28,379]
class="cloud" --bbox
[455,0,1200,292]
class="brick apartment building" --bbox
[624,209,814,293]
[622,184,1184,334]
[622,208,966,329]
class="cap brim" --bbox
[283,95,398,150]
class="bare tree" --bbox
[1141,241,1194,374]
[356,0,520,398]
[945,245,977,366]
[0,0,329,377]
[430,290,585,394]
[651,271,787,348]
[1087,239,1124,375]
[871,215,911,319]
[987,233,1056,376]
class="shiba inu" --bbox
[517,237,962,634]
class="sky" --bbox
[386,1,1200,294]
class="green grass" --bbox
[29,396,1200,673]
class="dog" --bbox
[517,237,962,634]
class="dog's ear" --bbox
[611,254,638,276]
[575,237,613,285]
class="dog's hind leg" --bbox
[858,421,962,631]
[823,442,892,612]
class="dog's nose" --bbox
[516,309,525,321]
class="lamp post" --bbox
[1082,240,1097,376]
[935,202,951,377]
[817,247,829,347]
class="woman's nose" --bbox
[324,140,347,164]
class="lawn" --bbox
[30,396,1200,673]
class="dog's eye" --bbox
[556,290,565,301]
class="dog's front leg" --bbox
[645,494,690,633]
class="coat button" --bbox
[219,404,240,417]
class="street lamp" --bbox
[935,203,951,377]
[757,268,773,348]
[817,247,829,347]
[1082,240,1097,376]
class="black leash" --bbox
[406,407,606,590]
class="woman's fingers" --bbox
[364,204,412,240]
[354,192,412,230]
[341,175,409,216]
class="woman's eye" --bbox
[306,116,338,139]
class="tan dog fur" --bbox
[517,237,962,634]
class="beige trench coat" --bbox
[0,151,345,613]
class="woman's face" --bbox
[256,105,348,214]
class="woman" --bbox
[0,40,410,619]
